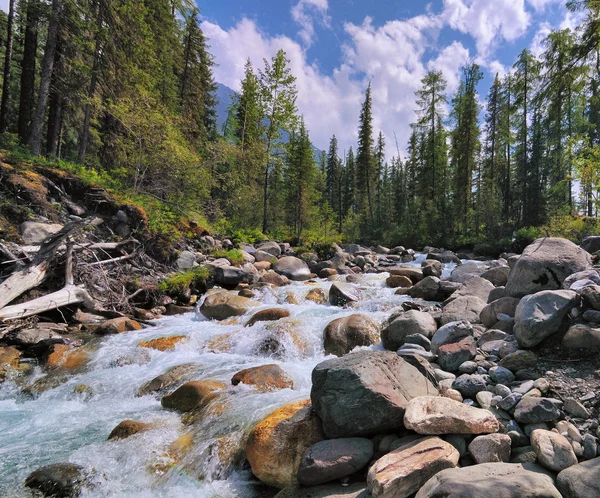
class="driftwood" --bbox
[0,220,91,311]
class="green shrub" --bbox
[212,249,245,266]
[158,267,210,295]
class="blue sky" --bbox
[198,0,580,157]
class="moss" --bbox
[158,267,210,295]
[212,249,244,266]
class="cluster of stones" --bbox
[19,235,600,497]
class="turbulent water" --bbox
[0,255,456,497]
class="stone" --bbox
[480,298,521,328]
[25,463,91,498]
[246,400,324,489]
[564,397,590,418]
[305,287,327,303]
[422,260,443,278]
[437,337,476,372]
[107,420,152,440]
[382,310,437,351]
[3,326,64,348]
[563,270,600,290]
[404,396,499,435]
[476,391,493,409]
[431,321,472,354]
[213,265,257,287]
[311,350,438,438]
[514,290,579,348]
[137,336,187,351]
[511,446,538,464]
[409,276,441,301]
[175,250,196,270]
[468,434,512,463]
[275,483,368,498]
[452,374,488,398]
[482,266,511,287]
[161,380,226,412]
[580,285,600,310]
[136,363,198,397]
[405,333,432,350]
[255,250,276,263]
[367,436,459,498]
[489,287,506,302]
[0,346,20,380]
[246,308,291,326]
[257,241,282,257]
[329,282,360,306]
[200,292,260,320]
[386,275,413,288]
[46,345,88,370]
[95,317,143,335]
[581,236,600,253]
[389,267,424,283]
[505,238,592,298]
[489,366,515,385]
[557,456,600,498]
[459,360,478,374]
[441,295,487,325]
[324,314,379,357]
[450,262,482,282]
[531,429,578,472]
[450,276,495,303]
[20,221,64,244]
[274,256,312,281]
[514,398,561,424]
[259,270,290,287]
[499,350,538,371]
[584,434,598,460]
[231,364,293,392]
[415,463,562,498]
[297,438,373,486]
[562,324,600,350]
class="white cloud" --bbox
[486,59,511,78]
[291,0,330,47]
[526,0,563,12]
[530,22,552,57]
[442,0,531,58]
[427,41,471,92]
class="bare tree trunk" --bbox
[46,44,63,158]
[0,0,16,133]
[28,0,63,155]
[18,0,38,143]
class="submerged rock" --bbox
[161,380,227,412]
[329,282,360,306]
[231,364,293,391]
[95,317,142,335]
[25,463,92,498]
[107,420,152,440]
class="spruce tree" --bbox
[356,83,375,231]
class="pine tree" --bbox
[356,83,375,231]
[0,0,15,133]
[374,131,385,229]
[326,134,339,212]
[236,58,263,150]
[343,147,356,216]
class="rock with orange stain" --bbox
[246,399,325,489]
[138,335,188,351]
[246,308,291,327]
[95,317,143,335]
[0,346,20,380]
[305,288,327,304]
[161,380,227,412]
[253,319,309,358]
[151,432,195,475]
[205,333,234,353]
[137,363,199,397]
[46,345,88,370]
[231,364,294,392]
[107,420,152,440]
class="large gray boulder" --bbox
[20,221,64,245]
[274,256,312,281]
[531,429,578,473]
[382,310,437,351]
[257,241,282,257]
[562,323,600,350]
[480,297,520,328]
[441,295,487,325]
[581,236,600,254]
[213,265,258,287]
[449,275,494,302]
[329,282,360,306]
[514,290,579,348]
[557,456,600,498]
[409,276,441,301]
[415,463,562,498]
[310,350,438,438]
[505,238,592,298]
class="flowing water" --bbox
[0,256,458,497]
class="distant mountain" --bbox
[214,82,325,161]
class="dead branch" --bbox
[83,252,136,266]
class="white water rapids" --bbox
[0,255,457,497]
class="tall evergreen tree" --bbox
[356,83,375,230]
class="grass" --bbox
[157,267,211,295]
[211,249,245,266]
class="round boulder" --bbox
[274,256,312,281]
[200,292,260,320]
[382,310,437,351]
[324,314,379,357]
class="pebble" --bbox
[564,398,591,418]
[511,380,535,395]
[489,366,515,385]
[524,423,549,437]
[584,434,598,460]
[476,367,488,374]
[498,393,522,411]
[495,384,512,398]
[490,395,503,407]
[476,391,493,409]
[458,361,478,374]
[572,440,584,458]
[434,369,456,381]
[533,378,550,394]
[567,424,583,443]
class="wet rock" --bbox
[422,260,443,278]
[562,323,600,350]
[20,221,64,245]
[505,238,592,298]
[275,482,368,498]
[468,433,511,463]
[246,308,291,327]
[305,287,327,303]
[231,364,293,391]
[415,462,562,498]
[404,396,499,435]
[246,399,324,489]
[329,282,360,307]
[480,298,521,328]
[557,456,600,498]
[0,346,20,380]
[514,290,579,348]
[367,436,459,498]
[389,267,423,283]
[514,397,561,424]
[137,336,187,351]
[25,463,91,498]
[200,292,260,320]
[324,314,379,357]
[297,437,373,486]
[274,256,312,281]
[311,350,438,438]
[136,363,198,397]
[532,429,578,472]
[386,275,413,288]
[107,420,152,440]
[408,276,441,301]
[95,317,143,335]
[382,310,437,351]
[46,345,88,370]
[3,325,64,348]
[213,265,258,287]
[259,270,290,287]
[161,380,227,412]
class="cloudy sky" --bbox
[196,0,581,158]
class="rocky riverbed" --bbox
[2,236,600,497]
